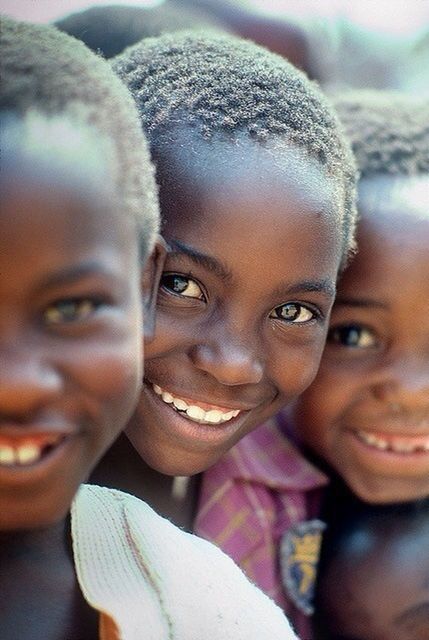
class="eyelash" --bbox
[161,272,321,326]
[269,302,322,325]
[160,273,206,301]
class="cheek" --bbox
[272,341,327,400]
[66,335,142,428]
[145,312,194,358]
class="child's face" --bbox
[0,143,143,531]
[292,174,429,503]
[316,519,429,640]
[126,135,343,475]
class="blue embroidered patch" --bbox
[280,519,326,615]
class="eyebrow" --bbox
[334,297,388,309]
[35,261,120,292]
[395,602,429,628]
[167,239,233,282]
[273,279,337,300]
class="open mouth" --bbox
[0,433,68,468]
[356,430,429,455]
[151,383,242,426]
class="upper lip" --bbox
[144,379,266,412]
[349,422,429,438]
[0,422,75,439]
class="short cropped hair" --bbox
[0,16,159,258]
[55,3,227,59]
[334,90,429,177]
[113,31,358,264]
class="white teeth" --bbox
[186,406,206,421]
[0,446,15,465]
[0,443,42,466]
[16,444,41,465]
[151,383,242,425]
[357,431,429,454]
[162,391,174,403]
[173,398,188,411]
[205,410,224,424]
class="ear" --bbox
[141,234,167,340]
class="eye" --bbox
[328,323,378,348]
[160,274,205,300]
[43,298,101,325]
[270,302,317,324]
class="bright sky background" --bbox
[0,0,427,34]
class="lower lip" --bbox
[346,430,429,474]
[143,384,250,449]
[0,436,74,487]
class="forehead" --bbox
[0,146,137,289]
[158,131,342,261]
[339,174,429,294]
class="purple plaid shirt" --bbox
[195,411,328,640]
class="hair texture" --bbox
[334,90,429,178]
[0,16,159,258]
[113,30,358,264]
[55,3,228,59]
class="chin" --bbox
[345,476,429,505]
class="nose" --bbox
[189,333,264,386]
[371,354,429,407]
[0,348,62,418]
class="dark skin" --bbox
[93,129,343,525]
[291,174,429,504]
[314,499,429,640]
[0,129,162,637]
[0,522,98,640]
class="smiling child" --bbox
[293,91,429,504]
[91,31,357,515]
[0,18,300,640]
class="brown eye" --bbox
[328,324,377,348]
[161,274,205,300]
[270,303,316,324]
[44,298,99,325]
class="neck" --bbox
[0,516,70,563]
[91,432,200,530]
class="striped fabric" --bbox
[195,412,328,639]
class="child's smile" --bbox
[126,137,342,475]
[0,140,143,530]
[292,174,429,503]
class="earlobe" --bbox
[141,234,167,341]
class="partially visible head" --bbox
[314,499,429,640]
[0,18,160,531]
[113,31,358,475]
[55,2,228,59]
[291,91,429,503]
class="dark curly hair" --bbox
[55,2,228,59]
[334,90,429,177]
[1,16,159,258]
[113,30,358,264]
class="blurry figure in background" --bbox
[313,489,429,640]
[174,0,429,94]
[198,90,429,638]
[55,2,229,58]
